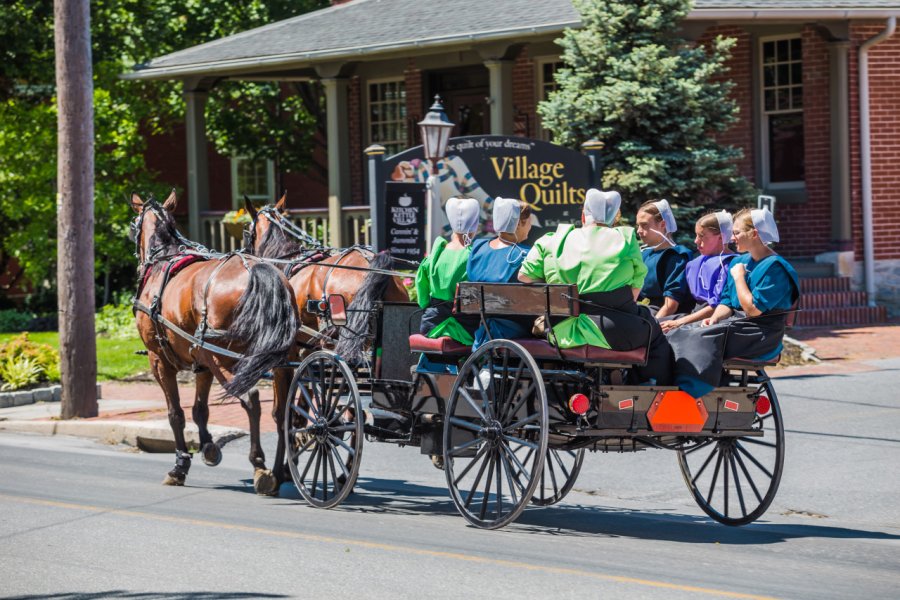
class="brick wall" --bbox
[512,46,535,138]
[777,26,833,258]
[849,25,900,261]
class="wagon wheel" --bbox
[443,340,549,529]
[514,447,585,506]
[677,377,784,526]
[284,350,364,509]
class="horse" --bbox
[130,191,299,494]
[242,193,410,488]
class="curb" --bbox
[0,418,246,449]
[0,383,103,409]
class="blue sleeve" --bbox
[708,257,734,306]
[720,270,739,310]
[751,262,794,313]
[662,252,689,302]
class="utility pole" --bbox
[54,0,97,418]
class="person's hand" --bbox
[701,317,716,327]
[660,319,681,333]
[730,263,746,280]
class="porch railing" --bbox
[199,206,371,253]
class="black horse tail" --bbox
[334,251,394,364]
[223,262,298,398]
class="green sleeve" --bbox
[519,234,550,281]
[415,256,432,309]
[625,229,647,288]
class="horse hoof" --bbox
[201,442,222,467]
[253,469,278,496]
[162,474,185,486]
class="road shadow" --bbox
[249,476,900,546]
[3,594,287,600]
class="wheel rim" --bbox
[443,340,549,529]
[522,448,585,506]
[677,378,784,525]
[284,351,363,509]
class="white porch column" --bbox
[184,84,210,242]
[322,77,350,247]
[485,59,514,135]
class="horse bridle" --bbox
[247,206,328,254]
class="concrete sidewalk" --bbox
[1,323,897,446]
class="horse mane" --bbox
[256,219,307,259]
[334,251,394,364]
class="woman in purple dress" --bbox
[660,211,736,333]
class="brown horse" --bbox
[131,192,298,494]
[243,194,409,487]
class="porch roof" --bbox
[125,0,900,81]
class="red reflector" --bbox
[618,398,634,410]
[723,399,740,412]
[568,393,590,415]
[318,301,328,312]
[756,395,771,415]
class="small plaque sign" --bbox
[383,182,427,261]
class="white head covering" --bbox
[445,196,480,235]
[492,196,521,234]
[653,199,677,233]
[751,207,779,243]
[715,210,734,246]
[583,189,622,226]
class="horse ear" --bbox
[130,193,144,213]
[275,191,287,213]
[163,188,177,212]
[243,195,258,221]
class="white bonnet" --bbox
[751,207,779,243]
[583,189,622,226]
[445,196,480,234]
[652,199,677,233]
[492,196,521,234]
[715,210,733,245]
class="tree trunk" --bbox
[54,0,97,419]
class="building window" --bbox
[760,36,804,187]
[368,79,407,155]
[536,58,563,141]
[230,157,274,207]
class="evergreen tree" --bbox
[539,0,756,217]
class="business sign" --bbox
[383,182,427,261]
[383,135,595,243]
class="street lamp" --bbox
[418,95,455,248]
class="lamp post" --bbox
[418,95,454,249]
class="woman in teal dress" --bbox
[466,196,534,349]
[415,196,481,345]
[667,207,800,398]
[636,199,694,317]
[518,189,673,384]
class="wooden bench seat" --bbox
[408,334,472,356]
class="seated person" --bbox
[667,207,800,398]
[467,197,535,349]
[636,199,694,317]
[415,196,481,345]
[660,210,737,332]
[518,189,673,385]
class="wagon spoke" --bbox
[544,450,560,500]
[733,449,764,504]
[550,449,574,481]
[501,362,526,422]
[463,449,492,509]
[298,385,320,418]
[503,434,539,451]
[449,416,483,433]
[685,438,715,455]
[459,388,488,422]
[497,349,510,416]
[479,450,497,520]
[495,451,504,518]
[299,443,319,482]
[729,451,748,517]
[448,437,482,457]
[500,442,532,483]
[453,444,489,486]
[691,445,719,485]
[327,433,357,457]
[311,442,323,498]
[735,441,774,479]
[706,446,725,505]
[321,440,330,500]
[503,382,535,426]
[290,402,315,424]
[470,362,493,421]
[739,437,777,449]
[723,447,730,518]
[499,448,520,506]
[330,445,351,481]
[503,412,542,433]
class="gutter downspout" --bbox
[860,17,896,307]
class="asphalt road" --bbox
[1,359,898,600]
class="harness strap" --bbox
[134,301,246,360]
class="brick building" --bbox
[127,0,900,320]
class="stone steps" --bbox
[795,305,888,327]
[792,275,888,327]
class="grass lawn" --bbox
[0,332,148,381]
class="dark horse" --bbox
[131,192,299,494]
[242,193,409,489]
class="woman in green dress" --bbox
[415,196,481,345]
[518,189,673,384]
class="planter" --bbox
[223,221,247,240]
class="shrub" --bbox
[0,309,35,333]
[0,333,60,388]
[95,300,136,339]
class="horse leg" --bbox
[148,352,192,486]
[240,388,278,496]
[270,367,292,487]
[192,370,221,467]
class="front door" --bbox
[427,66,490,136]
